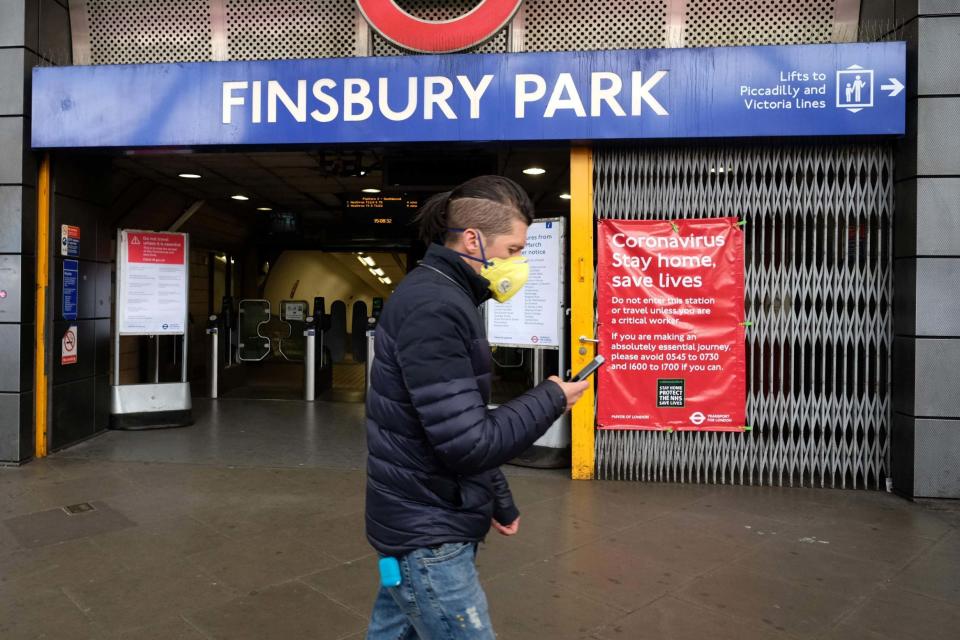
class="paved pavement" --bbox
[1,398,957,639]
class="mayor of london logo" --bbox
[356,0,523,54]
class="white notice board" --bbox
[118,230,189,335]
[485,218,564,349]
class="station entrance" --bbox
[96,142,574,464]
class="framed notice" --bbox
[117,230,188,335]
[596,218,746,432]
[485,218,564,349]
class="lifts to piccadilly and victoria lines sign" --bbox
[31,38,905,148]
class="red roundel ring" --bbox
[357,0,523,54]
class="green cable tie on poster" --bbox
[740,321,753,327]
[741,425,753,432]
[671,222,680,234]
[736,220,747,227]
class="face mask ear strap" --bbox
[477,232,489,266]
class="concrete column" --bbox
[0,0,40,463]
[880,1,960,498]
[0,0,109,462]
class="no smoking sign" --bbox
[62,325,78,365]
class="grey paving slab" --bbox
[185,581,366,640]
[823,586,960,640]
[63,558,238,634]
[2,501,136,548]
[886,544,960,604]
[57,398,369,470]
[0,587,103,639]
[594,595,796,640]
[673,563,862,638]
[300,554,379,616]
[114,617,210,640]
[526,541,696,613]
[726,537,899,597]
[484,568,624,640]
[0,538,128,601]
[87,515,232,571]
[185,530,341,594]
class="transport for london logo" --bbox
[356,0,523,54]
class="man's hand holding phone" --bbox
[548,355,605,411]
[549,377,590,411]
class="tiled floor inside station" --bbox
[2,398,959,639]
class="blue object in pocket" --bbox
[379,556,402,587]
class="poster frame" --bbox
[116,229,190,337]
[485,217,565,351]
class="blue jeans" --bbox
[366,542,495,639]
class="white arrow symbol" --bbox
[881,78,904,97]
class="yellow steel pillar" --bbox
[569,146,595,480]
[34,153,51,458]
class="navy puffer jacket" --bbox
[365,244,568,556]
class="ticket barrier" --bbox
[278,300,309,361]
[311,297,335,399]
[365,317,377,396]
[207,297,334,400]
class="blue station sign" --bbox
[32,42,905,149]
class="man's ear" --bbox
[462,228,481,252]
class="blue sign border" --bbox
[32,43,905,149]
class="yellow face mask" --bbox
[448,228,530,303]
[481,255,529,303]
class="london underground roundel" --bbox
[357,0,523,54]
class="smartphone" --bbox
[569,355,605,382]
[379,556,402,588]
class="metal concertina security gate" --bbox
[593,144,894,490]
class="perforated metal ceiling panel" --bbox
[370,0,509,56]
[74,0,854,63]
[226,0,357,60]
[684,0,836,47]
[594,144,893,489]
[524,0,668,51]
[86,0,213,64]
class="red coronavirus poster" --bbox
[597,218,746,431]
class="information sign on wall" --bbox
[61,325,78,365]
[61,224,80,257]
[62,258,78,321]
[597,218,746,431]
[486,218,564,349]
[118,231,188,335]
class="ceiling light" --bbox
[382,277,392,285]
[362,256,376,267]
[362,188,381,194]
[257,206,272,211]
[360,170,367,176]
[559,193,572,200]
[378,277,387,284]
[231,194,249,201]
[523,167,546,176]
[357,256,368,266]
[371,268,385,277]
[178,173,201,179]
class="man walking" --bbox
[365,175,589,639]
